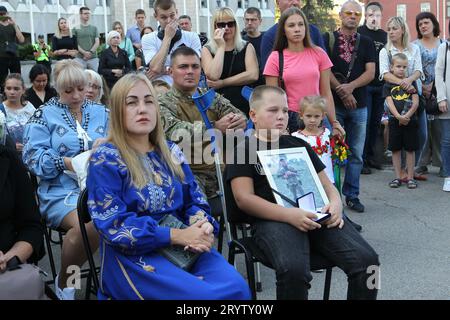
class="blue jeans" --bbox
[440,119,450,177]
[415,108,428,165]
[336,107,368,200]
[363,86,384,162]
[252,218,379,300]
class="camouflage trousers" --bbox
[194,170,219,199]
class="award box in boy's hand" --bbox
[297,192,331,223]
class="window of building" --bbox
[238,0,242,9]
[201,0,207,9]
[149,0,156,8]
[244,0,249,9]
[96,0,103,6]
[447,1,450,17]
[421,2,430,12]
[47,0,57,4]
[396,4,406,20]
[216,0,228,7]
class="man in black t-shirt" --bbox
[358,2,388,174]
[325,0,376,213]
[226,85,379,300]
[241,7,265,86]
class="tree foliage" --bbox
[302,0,338,33]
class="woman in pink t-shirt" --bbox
[263,7,344,137]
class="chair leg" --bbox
[255,262,262,292]
[85,272,92,300]
[43,224,57,282]
[245,256,257,300]
[323,267,333,300]
[217,216,224,254]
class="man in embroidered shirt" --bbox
[325,0,376,213]
[158,47,246,198]
[142,0,201,85]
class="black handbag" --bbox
[157,214,201,271]
[423,93,441,115]
[5,41,17,56]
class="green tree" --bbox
[302,0,338,33]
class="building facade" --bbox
[1,0,277,44]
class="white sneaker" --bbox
[55,275,76,300]
[443,178,450,192]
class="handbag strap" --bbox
[444,41,448,83]
[278,50,285,90]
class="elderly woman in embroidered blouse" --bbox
[379,16,426,169]
[86,73,250,300]
[22,59,109,300]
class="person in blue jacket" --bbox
[86,73,251,300]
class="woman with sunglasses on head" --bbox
[201,7,259,116]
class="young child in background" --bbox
[383,53,420,189]
[292,96,334,184]
[1,74,35,152]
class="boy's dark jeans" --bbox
[252,217,379,300]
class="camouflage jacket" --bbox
[158,87,245,173]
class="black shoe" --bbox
[361,165,372,174]
[351,221,363,232]
[346,198,365,213]
[367,159,382,170]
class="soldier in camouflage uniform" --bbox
[158,46,247,198]
[277,158,304,200]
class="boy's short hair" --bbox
[154,0,176,13]
[391,52,408,65]
[249,85,287,110]
[79,6,90,14]
[300,95,327,113]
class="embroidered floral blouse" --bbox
[87,142,219,256]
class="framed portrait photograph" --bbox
[257,147,329,209]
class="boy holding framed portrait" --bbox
[225,85,379,300]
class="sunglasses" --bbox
[216,21,236,28]
[343,10,362,17]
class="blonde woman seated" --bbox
[22,60,109,300]
[86,73,251,300]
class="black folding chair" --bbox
[207,195,225,253]
[76,188,100,300]
[223,167,334,300]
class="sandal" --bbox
[389,179,402,188]
[407,179,418,189]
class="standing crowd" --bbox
[0,0,449,301]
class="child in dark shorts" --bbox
[383,53,420,189]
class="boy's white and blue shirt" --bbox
[22,97,109,228]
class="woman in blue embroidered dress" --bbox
[86,73,250,300]
[22,59,109,300]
